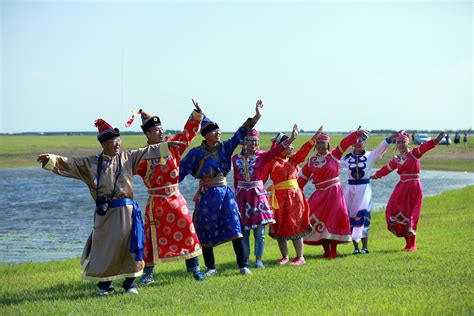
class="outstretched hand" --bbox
[291,124,299,139]
[37,154,50,168]
[435,131,446,143]
[388,132,398,141]
[255,100,263,117]
[168,140,188,148]
[357,127,369,141]
[311,126,323,141]
[369,175,377,180]
[192,99,202,113]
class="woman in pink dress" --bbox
[370,131,445,251]
[232,125,297,268]
[298,128,368,259]
[262,129,319,266]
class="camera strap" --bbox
[96,153,122,200]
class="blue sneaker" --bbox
[193,272,205,281]
[139,273,154,286]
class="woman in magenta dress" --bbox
[262,129,319,266]
[298,127,368,259]
[370,131,445,251]
[232,125,297,268]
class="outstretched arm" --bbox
[169,99,204,156]
[371,132,397,162]
[332,128,369,160]
[371,158,397,180]
[37,153,95,184]
[223,99,263,155]
[261,123,298,163]
[412,131,445,159]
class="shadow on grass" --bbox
[1,281,92,306]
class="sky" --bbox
[1,0,472,133]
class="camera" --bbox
[95,195,112,216]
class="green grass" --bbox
[1,134,473,171]
[1,186,473,315]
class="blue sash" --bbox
[348,179,370,185]
[110,198,145,261]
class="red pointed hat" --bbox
[95,118,120,143]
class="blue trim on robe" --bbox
[110,198,145,261]
[349,209,371,227]
[179,124,251,246]
[179,125,249,181]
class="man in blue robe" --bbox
[179,100,263,276]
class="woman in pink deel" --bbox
[370,131,445,251]
[298,127,368,259]
[232,125,297,269]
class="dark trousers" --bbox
[97,277,136,291]
[202,237,248,270]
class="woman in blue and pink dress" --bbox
[232,125,297,268]
[370,131,445,251]
[298,127,368,259]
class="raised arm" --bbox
[332,129,368,160]
[412,131,445,159]
[370,133,396,162]
[223,100,263,155]
[169,100,204,156]
[261,124,298,163]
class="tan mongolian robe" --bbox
[43,143,169,282]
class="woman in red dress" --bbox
[371,131,445,251]
[298,128,368,259]
[262,129,319,266]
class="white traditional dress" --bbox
[340,138,390,241]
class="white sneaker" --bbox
[96,289,110,297]
[204,269,217,277]
[240,267,252,275]
[126,288,139,295]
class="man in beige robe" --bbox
[37,118,171,296]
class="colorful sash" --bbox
[266,179,299,210]
[110,198,145,261]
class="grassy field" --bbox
[1,134,473,171]
[1,186,473,315]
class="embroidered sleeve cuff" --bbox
[191,110,204,121]
[242,117,258,130]
[43,154,57,171]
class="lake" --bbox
[0,168,472,263]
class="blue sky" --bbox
[1,1,472,133]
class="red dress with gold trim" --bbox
[135,111,202,264]
[373,140,437,237]
[298,132,359,245]
[262,140,314,240]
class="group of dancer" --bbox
[37,100,446,296]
